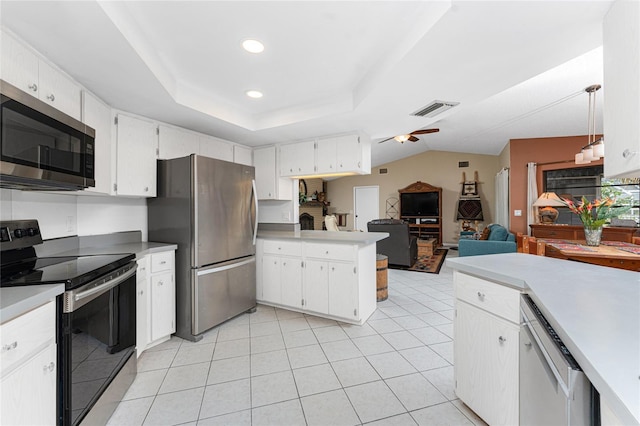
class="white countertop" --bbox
[1,284,64,324]
[258,230,388,245]
[57,241,177,260]
[446,253,640,425]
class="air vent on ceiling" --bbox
[412,100,460,118]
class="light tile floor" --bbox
[108,252,488,426]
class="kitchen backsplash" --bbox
[0,189,148,240]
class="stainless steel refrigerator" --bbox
[148,154,257,341]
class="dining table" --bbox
[542,239,640,272]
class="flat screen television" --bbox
[400,192,439,217]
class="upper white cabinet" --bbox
[233,145,253,166]
[114,113,158,197]
[280,140,316,177]
[254,146,293,200]
[199,134,234,162]
[82,91,114,195]
[603,0,640,178]
[1,30,81,120]
[280,134,370,178]
[158,125,199,160]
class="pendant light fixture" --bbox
[575,84,604,164]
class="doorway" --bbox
[353,186,379,231]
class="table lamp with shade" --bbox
[533,192,565,223]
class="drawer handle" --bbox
[2,341,18,352]
[46,93,55,102]
[28,83,38,91]
[160,260,167,265]
[477,291,485,300]
[498,336,507,344]
[158,281,164,286]
[43,362,55,373]
[325,250,329,254]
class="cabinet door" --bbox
[233,145,253,166]
[328,262,358,319]
[335,134,362,173]
[38,60,82,120]
[302,260,329,314]
[158,125,199,159]
[254,146,277,200]
[136,258,149,357]
[316,137,337,174]
[261,255,281,304]
[281,258,302,308]
[150,272,175,341]
[199,134,233,161]
[115,114,158,197]
[280,141,315,176]
[455,302,519,426]
[0,343,57,425]
[1,31,39,96]
[82,91,114,195]
[603,0,640,178]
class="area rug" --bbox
[389,248,448,274]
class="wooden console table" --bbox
[530,224,639,242]
[542,240,640,272]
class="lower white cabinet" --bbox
[302,260,329,314]
[453,271,520,426]
[0,300,57,425]
[136,249,176,356]
[257,238,376,324]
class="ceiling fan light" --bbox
[394,134,410,143]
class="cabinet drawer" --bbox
[263,240,302,256]
[454,272,520,323]
[305,242,355,261]
[531,226,575,239]
[1,301,55,378]
[150,251,173,273]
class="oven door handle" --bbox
[63,263,136,313]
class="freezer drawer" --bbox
[192,256,256,336]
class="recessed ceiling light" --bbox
[242,39,264,53]
[246,90,263,99]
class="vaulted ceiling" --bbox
[0,1,613,166]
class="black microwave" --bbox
[0,79,95,191]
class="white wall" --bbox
[1,189,148,241]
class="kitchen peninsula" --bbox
[446,254,639,426]
[256,230,388,325]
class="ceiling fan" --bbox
[378,128,439,144]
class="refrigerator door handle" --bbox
[197,257,256,277]
[251,179,259,245]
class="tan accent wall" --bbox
[326,150,500,245]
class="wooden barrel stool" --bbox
[376,254,388,302]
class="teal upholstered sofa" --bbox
[458,224,517,257]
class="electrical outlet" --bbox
[514,210,522,217]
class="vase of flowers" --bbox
[561,196,630,246]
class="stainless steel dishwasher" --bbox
[520,294,599,425]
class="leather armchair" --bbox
[367,219,418,267]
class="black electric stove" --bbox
[1,219,138,426]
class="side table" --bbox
[417,238,436,256]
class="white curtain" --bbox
[527,162,538,235]
[495,168,510,229]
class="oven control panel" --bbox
[0,219,42,250]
